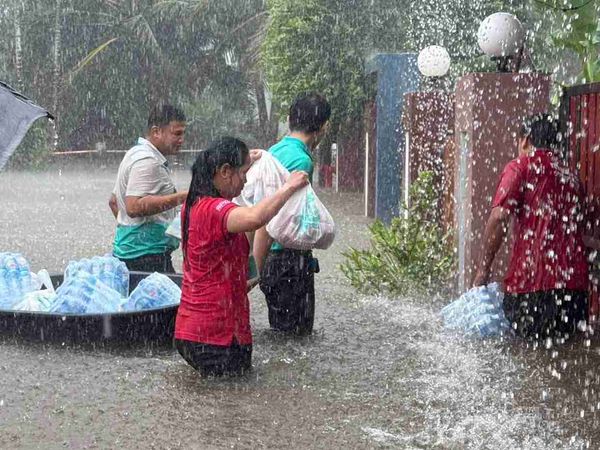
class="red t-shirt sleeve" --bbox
[492,158,526,212]
[208,198,238,240]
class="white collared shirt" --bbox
[112,137,177,226]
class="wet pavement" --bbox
[0,166,598,448]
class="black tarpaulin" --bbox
[0,81,53,170]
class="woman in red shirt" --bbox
[174,137,308,376]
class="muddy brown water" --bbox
[0,167,598,449]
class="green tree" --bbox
[262,0,374,128]
[534,0,600,83]
[261,0,550,142]
[0,0,274,162]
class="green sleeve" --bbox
[288,154,313,175]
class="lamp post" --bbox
[477,12,525,72]
[417,45,451,79]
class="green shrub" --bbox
[340,171,456,296]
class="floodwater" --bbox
[0,164,599,449]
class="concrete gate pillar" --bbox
[454,72,551,293]
[403,91,454,225]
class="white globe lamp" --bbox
[417,45,451,78]
[477,12,525,71]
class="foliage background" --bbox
[0,0,594,166]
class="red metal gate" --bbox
[561,83,600,319]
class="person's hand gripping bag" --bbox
[234,150,289,206]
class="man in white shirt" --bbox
[109,104,188,273]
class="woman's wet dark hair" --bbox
[182,137,249,255]
[519,113,560,150]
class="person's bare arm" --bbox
[125,191,187,218]
[253,226,274,275]
[109,193,118,219]
[226,171,308,234]
[472,206,511,287]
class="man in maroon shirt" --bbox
[473,114,589,342]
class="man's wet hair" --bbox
[147,104,186,129]
[289,92,331,133]
[519,113,560,149]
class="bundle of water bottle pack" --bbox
[0,252,181,314]
[440,283,511,338]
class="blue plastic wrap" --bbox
[123,272,181,311]
[441,283,510,337]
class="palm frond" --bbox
[67,37,118,83]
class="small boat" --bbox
[0,271,181,346]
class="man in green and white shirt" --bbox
[109,104,187,273]
[254,92,331,335]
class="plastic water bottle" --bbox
[85,274,123,314]
[90,258,102,277]
[116,262,129,297]
[299,190,321,238]
[4,255,20,301]
[65,260,81,280]
[15,254,32,294]
[0,267,10,308]
[98,258,115,291]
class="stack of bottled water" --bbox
[48,255,129,314]
[1,252,180,314]
[52,271,123,314]
[0,252,36,309]
[64,256,129,297]
[123,272,181,311]
[440,283,510,338]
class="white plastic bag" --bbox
[12,290,57,312]
[266,186,336,250]
[234,150,336,250]
[165,211,182,240]
[12,269,57,312]
[234,150,288,206]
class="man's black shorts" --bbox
[259,249,319,335]
[503,289,588,341]
[119,251,175,274]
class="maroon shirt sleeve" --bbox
[492,158,526,213]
